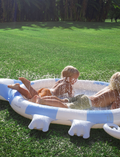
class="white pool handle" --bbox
[103,123,120,139]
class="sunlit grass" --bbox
[0,21,120,156]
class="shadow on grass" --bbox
[29,123,120,151]
[1,100,120,151]
[0,21,120,30]
[0,100,9,111]
[0,100,31,126]
[69,125,120,150]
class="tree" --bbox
[0,0,41,22]
[108,0,120,22]
[0,0,119,22]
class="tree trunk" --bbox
[82,0,88,20]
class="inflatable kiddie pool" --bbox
[0,78,120,139]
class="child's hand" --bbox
[63,98,69,103]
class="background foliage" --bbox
[0,0,120,22]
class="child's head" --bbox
[109,72,120,91]
[61,66,79,84]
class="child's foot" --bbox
[62,98,69,103]
[19,77,30,89]
[30,95,38,103]
[8,83,20,90]
[36,96,44,104]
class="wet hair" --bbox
[61,66,79,78]
[109,72,120,91]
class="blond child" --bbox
[66,72,120,109]
[25,72,120,110]
[8,66,79,103]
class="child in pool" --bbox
[8,66,79,103]
[21,72,120,110]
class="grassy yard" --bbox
[0,21,120,156]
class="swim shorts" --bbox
[66,94,92,110]
[37,88,52,97]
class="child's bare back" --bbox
[51,78,73,97]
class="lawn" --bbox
[0,21,120,156]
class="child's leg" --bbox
[29,95,38,103]
[36,96,68,108]
[8,83,32,99]
[19,77,38,97]
[42,96,69,103]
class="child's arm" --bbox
[67,84,73,97]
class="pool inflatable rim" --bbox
[0,78,120,139]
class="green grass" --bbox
[0,21,120,156]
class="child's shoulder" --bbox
[56,78,71,85]
[57,78,68,83]
[52,79,64,88]
[57,79,64,83]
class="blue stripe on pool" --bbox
[14,80,22,84]
[0,84,9,100]
[30,82,34,85]
[55,78,60,82]
[87,110,113,124]
[8,90,22,105]
[25,105,58,119]
[93,81,109,86]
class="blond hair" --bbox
[61,66,79,78]
[109,72,120,91]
